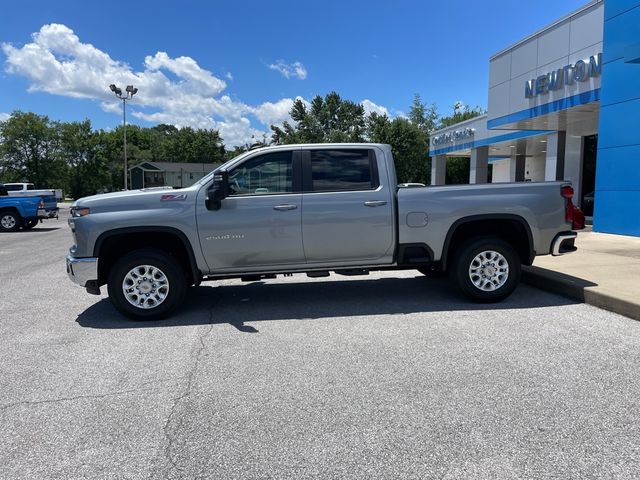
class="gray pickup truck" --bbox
[66,143,584,319]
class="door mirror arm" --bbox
[205,171,230,211]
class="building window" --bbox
[144,172,165,187]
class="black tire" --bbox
[23,218,39,230]
[0,211,22,232]
[107,248,188,320]
[450,237,521,303]
[417,266,446,278]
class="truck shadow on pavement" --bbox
[76,274,581,332]
[21,227,62,232]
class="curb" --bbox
[522,265,640,321]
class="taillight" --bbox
[561,184,585,230]
[38,200,44,208]
[572,207,585,230]
[560,186,574,199]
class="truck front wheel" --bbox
[451,237,521,303]
[108,249,187,320]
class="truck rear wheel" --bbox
[451,237,521,303]
[0,211,22,232]
[23,219,38,230]
[107,248,187,320]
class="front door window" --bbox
[229,152,293,196]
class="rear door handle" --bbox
[364,200,387,207]
[273,204,298,211]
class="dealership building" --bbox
[429,0,640,237]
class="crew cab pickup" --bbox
[66,143,584,319]
[0,183,59,232]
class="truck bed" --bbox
[397,181,569,261]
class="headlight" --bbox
[71,207,90,217]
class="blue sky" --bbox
[0,0,587,145]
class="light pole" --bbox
[109,84,138,190]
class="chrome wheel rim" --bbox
[469,250,509,292]
[1,215,16,229]
[122,265,169,309]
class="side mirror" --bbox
[205,171,229,211]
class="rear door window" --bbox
[308,149,378,192]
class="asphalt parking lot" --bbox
[1,207,640,479]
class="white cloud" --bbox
[0,23,302,146]
[143,51,226,96]
[1,25,394,146]
[249,97,308,126]
[361,99,388,116]
[268,60,307,80]
[0,112,10,122]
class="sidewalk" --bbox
[523,228,640,320]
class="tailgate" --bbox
[42,194,58,211]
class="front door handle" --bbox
[364,200,387,207]
[273,204,298,211]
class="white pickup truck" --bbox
[67,143,584,320]
[5,183,63,201]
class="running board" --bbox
[306,271,330,278]
[334,269,369,276]
[240,274,277,282]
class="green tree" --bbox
[408,93,438,136]
[271,92,366,144]
[368,113,429,184]
[224,145,249,160]
[182,127,226,163]
[0,112,229,197]
[0,111,66,189]
[271,92,433,184]
[438,102,485,129]
[142,124,225,164]
[58,120,111,198]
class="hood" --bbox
[73,187,173,204]
[73,186,196,211]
